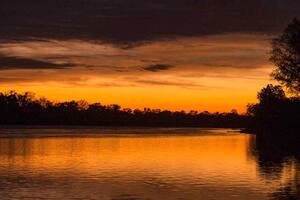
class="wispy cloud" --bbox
[134,79,218,90]
[0,77,30,83]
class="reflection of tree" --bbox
[271,160,300,200]
[251,135,300,199]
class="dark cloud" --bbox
[1,0,300,44]
[0,77,30,83]
[143,64,174,72]
[136,79,183,86]
[0,54,75,70]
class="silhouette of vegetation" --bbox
[246,19,300,199]
[270,18,300,95]
[0,91,248,127]
[246,18,300,135]
[246,84,300,135]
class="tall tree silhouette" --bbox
[270,18,300,95]
[247,18,300,135]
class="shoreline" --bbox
[0,126,244,138]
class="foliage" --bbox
[257,84,286,104]
[270,18,300,95]
[247,84,300,134]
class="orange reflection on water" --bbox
[0,134,260,183]
[0,130,294,200]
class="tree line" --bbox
[0,91,247,127]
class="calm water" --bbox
[0,128,299,200]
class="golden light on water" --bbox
[0,132,294,200]
[0,134,268,182]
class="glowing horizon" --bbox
[0,34,275,112]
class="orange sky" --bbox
[0,34,275,113]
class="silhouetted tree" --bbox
[257,84,286,104]
[270,18,300,95]
[247,84,299,135]
[247,18,300,135]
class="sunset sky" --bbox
[1,0,300,112]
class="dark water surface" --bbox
[0,128,299,200]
